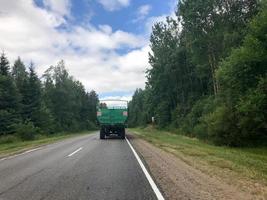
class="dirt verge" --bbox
[127,133,262,200]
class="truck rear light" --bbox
[123,111,128,116]
[97,111,102,116]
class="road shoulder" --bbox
[127,132,257,200]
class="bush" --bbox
[87,120,98,130]
[155,101,171,128]
[180,96,217,138]
[235,77,267,145]
[193,123,209,141]
[15,122,40,141]
[200,76,267,147]
[0,135,17,144]
[202,105,240,146]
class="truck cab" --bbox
[97,100,128,139]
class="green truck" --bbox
[97,100,128,139]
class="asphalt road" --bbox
[0,133,158,200]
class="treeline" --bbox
[0,55,98,140]
[128,0,267,146]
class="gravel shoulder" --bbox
[127,132,264,200]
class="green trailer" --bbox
[97,100,128,139]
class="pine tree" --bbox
[24,64,56,133]
[0,54,20,135]
[12,57,28,90]
[25,63,42,127]
[0,53,10,76]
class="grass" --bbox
[130,127,267,185]
[0,131,94,158]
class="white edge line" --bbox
[67,147,83,157]
[126,137,165,200]
[0,147,42,162]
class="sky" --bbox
[0,0,177,100]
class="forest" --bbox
[128,0,267,146]
[0,55,98,140]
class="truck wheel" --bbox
[120,128,125,139]
[100,128,105,139]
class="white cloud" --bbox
[99,97,132,108]
[96,0,130,11]
[100,95,132,108]
[101,96,132,101]
[0,0,148,96]
[0,0,177,98]
[66,26,145,51]
[98,24,112,34]
[133,4,151,22]
[138,4,151,16]
[43,0,71,17]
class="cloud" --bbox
[133,4,152,22]
[66,25,146,52]
[138,4,151,17]
[101,95,132,101]
[99,96,132,108]
[0,0,148,95]
[43,0,71,17]
[0,0,177,98]
[96,0,130,11]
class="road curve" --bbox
[0,132,158,200]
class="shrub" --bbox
[0,135,17,144]
[235,77,267,145]
[87,120,98,130]
[202,105,240,146]
[15,122,40,141]
[155,101,171,128]
[193,123,209,141]
[180,96,217,138]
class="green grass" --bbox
[130,127,267,185]
[0,131,94,158]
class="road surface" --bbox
[0,133,159,200]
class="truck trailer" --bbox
[97,100,128,139]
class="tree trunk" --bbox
[208,46,219,95]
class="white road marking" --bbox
[0,147,42,162]
[67,147,82,157]
[126,137,165,200]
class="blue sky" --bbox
[0,0,176,100]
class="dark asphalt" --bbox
[0,133,157,200]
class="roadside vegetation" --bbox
[0,131,93,158]
[128,0,267,147]
[0,56,99,143]
[131,127,267,185]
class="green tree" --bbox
[128,89,148,127]
[178,0,259,95]
[19,64,42,124]
[0,53,10,76]
[211,1,267,145]
[12,57,28,92]
[87,90,99,124]
[129,0,265,146]
[42,60,98,132]
[0,54,20,135]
